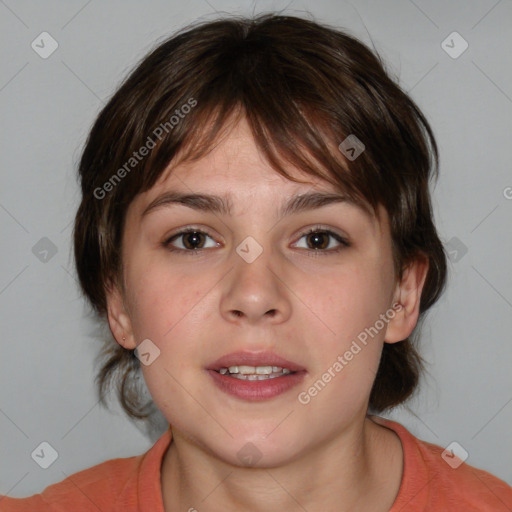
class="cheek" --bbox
[124,259,206,344]
[301,262,394,400]
[318,262,394,341]
[296,266,391,418]
[125,268,212,412]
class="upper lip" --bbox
[207,351,306,372]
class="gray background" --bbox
[1,0,511,498]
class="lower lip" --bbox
[206,369,306,401]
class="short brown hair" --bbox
[73,12,447,420]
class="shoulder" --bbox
[412,432,512,510]
[0,455,142,512]
[0,428,172,512]
[372,416,512,511]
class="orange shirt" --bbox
[1,417,511,511]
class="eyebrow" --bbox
[141,190,372,220]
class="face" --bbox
[107,115,419,467]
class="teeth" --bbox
[239,365,261,375]
[218,365,293,379]
[255,366,273,375]
[226,365,290,375]
[231,373,286,380]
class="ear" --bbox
[384,254,429,344]
[105,280,137,350]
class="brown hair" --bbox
[73,12,447,419]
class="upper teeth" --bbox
[219,365,291,375]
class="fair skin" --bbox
[106,115,428,511]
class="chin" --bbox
[213,427,304,469]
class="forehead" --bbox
[129,115,385,231]
[157,116,315,188]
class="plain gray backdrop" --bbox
[1,0,511,498]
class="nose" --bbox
[220,242,292,325]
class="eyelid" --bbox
[291,225,350,255]
[163,225,220,251]
[293,224,349,243]
[164,225,219,242]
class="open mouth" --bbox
[206,351,306,400]
[214,365,296,380]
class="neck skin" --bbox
[160,415,403,512]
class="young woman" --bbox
[2,13,510,512]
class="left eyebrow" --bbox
[141,190,373,219]
[141,191,234,218]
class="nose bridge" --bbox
[220,232,291,323]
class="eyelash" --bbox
[163,225,350,257]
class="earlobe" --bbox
[385,255,429,344]
[105,280,137,350]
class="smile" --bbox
[207,367,306,401]
[218,365,292,380]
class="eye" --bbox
[163,225,349,256]
[164,228,219,253]
[292,226,349,256]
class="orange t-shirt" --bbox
[1,417,511,511]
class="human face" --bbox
[110,115,400,467]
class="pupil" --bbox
[308,232,327,249]
[184,232,204,250]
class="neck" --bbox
[161,416,402,512]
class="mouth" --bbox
[215,365,295,380]
[206,351,307,401]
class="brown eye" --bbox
[165,229,219,252]
[293,227,349,256]
[180,231,206,250]
[305,231,330,250]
